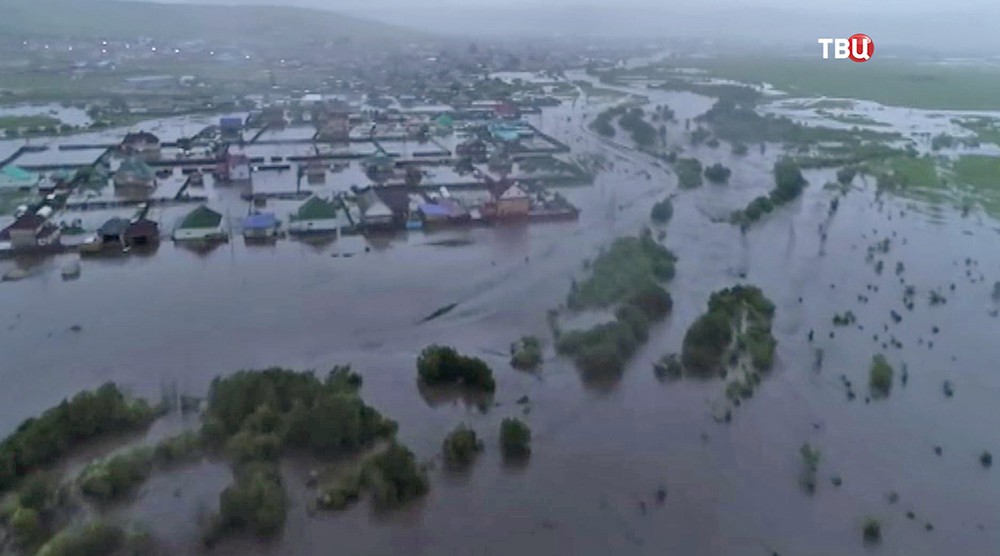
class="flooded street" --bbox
[2,77,999,556]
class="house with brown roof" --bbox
[1,213,60,250]
[121,131,161,158]
[487,179,531,219]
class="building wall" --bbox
[173,226,225,241]
[9,230,38,249]
[288,218,340,234]
[230,164,251,181]
[496,197,530,217]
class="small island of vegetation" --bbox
[729,159,807,228]
[557,230,676,379]
[442,425,483,469]
[500,418,531,460]
[682,285,776,377]
[417,345,496,392]
[869,354,893,398]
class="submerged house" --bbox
[0,166,39,192]
[219,117,244,138]
[288,196,340,234]
[97,216,159,246]
[1,213,59,250]
[486,179,531,218]
[121,131,161,158]
[357,189,394,228]
[217,152,251,183]
[242,212,279,239]
[173,205,225,241]
[455,138,487,163]
[113,157,157,191]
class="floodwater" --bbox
[1,72,999,556]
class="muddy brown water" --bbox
[1,79,998,555]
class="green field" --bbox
[683,57,1000,111]
[953,117,1000,146]
[0,115,62,130]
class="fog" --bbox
[134,0,999,54]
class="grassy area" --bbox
[954,117,1000,146]
[683,57,1000,110]
[814,109,890,127]
[0,115,62,130]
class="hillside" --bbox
[1,0,419,43]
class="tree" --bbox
[869,354,893,398]
[417,345,496,392]
[681,311,733,375]
[500,418,531,460]
[363,443,428,508]
[703,163,731,184]
[442,425,482,469]
[650,198,673,223]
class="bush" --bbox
[500,418,531,460]
[731,142,749,156]
[681,311,733,375]
[36,522,125,556]
[0,383,156,491]
[153,430,202,465]
[836,166,857,184]
[18,474,53,511]
[442,425,482,469]
[10,506,44,546]
[79,447,154,502]
[650,197,674,223]
[869,355,893,398]
[417,345,496,392]
[674,157,703,189]
[510,336,542,370]
[799,443,821,494]
[862,518,881,544]
[703,163,731,184]
[316,471,362,510]
[217,462,286,537]
[363,443,429,508]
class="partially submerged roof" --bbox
[178,205,222,229]
[98,217,130,236]
[292,197,337,221]
[243,212,277,229]
[116,157,156,180]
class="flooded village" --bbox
[0,93,586,276]
[2,1,1000,556]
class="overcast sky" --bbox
[140,0,999,52]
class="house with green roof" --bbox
[0,166,39,192]
[172,205,226,241]
[113,157,157,190]
[434,113,454,136]
[288,196,342,234]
